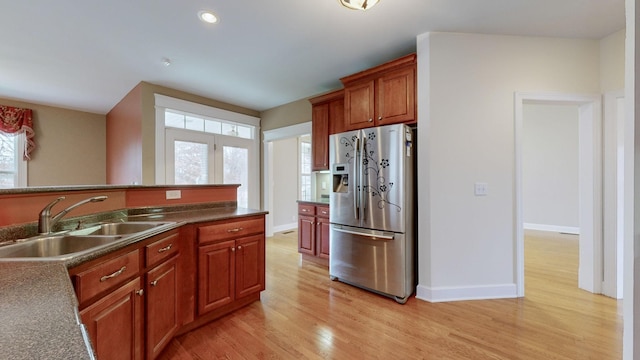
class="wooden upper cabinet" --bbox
[311,103,329,171]
[342,53,416,131]
[376,66,415,125]
[329,96,345,135]
[309,89,344,171]
[344,80,375,130]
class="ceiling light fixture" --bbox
[198,10,218,24]
[161,57,171,67]
[339,0,380,10]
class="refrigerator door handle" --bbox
[353,137,360,220]
[332,226,395,240]
[360,135,367,221]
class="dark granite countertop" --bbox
[0,204,267,359]
[297,197,330,205]
[0,262,94,359]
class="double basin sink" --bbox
[0,221,174,260]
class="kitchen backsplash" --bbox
[315,172,331,199]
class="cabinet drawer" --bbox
[75,250,141,304]
[298,204,315,215]
[198,216,265,245]
[316,206,330,218]
[146,233,179,267]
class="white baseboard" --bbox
[415,283,518,303]
[272,222,297,234]
[523,223,580,235]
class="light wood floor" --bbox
[159,230,622,360]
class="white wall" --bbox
[522,103,579,233]
[624,0,637,357]
[416,32,600,302]
[271,137,299,232]
[601,30,626,93]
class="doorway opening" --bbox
[263,122,312,236]
[515,92,603,297]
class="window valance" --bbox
[0,105,35,160]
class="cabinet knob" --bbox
[368,118,373,122]
[378,116,382,120]
[136,289,144,296]
[231,247,235,252]
[150,280,158,287]
[237,245,242,250]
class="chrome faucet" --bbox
[38,195,108,234]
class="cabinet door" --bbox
[198,240,235,315]
[344,80,375,130]
[298,215,315,255]
[80,277,144,360]
[376,66,415,125]
[146,257,179,360]
[312,103,330,171]
[329,97,345,135]
[316,216,330,260]
[235,234,265,299]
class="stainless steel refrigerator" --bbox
[329,123,415,304]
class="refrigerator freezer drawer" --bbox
[329,224,413,301]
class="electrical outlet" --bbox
[474,182,488,196]
[166,190,182,199]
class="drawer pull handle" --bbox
[158,244,173,253]
[100,266,126,282]
[227,227,243,233]
[150,280,158,287]
[136,289,144,296]
[302,209,308,212]
[321,211,328,214]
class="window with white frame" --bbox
[154,94,260,209]
[0,132,27,188]
[300,139,311,201]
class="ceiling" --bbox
[0,0,626,115]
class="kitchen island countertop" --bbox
[0,205,267,359]
[297,197,330,205]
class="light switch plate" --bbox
[166,190,182,199]
[474,182,488,196]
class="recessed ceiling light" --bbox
[161,57,171,67]
[198,10,218,24]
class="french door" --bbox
[165,128,256,208]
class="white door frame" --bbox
[262,122,312,236]
[603,90,625,299]
[515,92,603,297]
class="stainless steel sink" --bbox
[69,221,171,236]
[0,221,175,260]
[0,235,123,258]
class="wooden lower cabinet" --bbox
[80,277,144,360]
[316,213,330,260]
[298,203,330,265]
[146,256,179,360]
[70,215,266,360]
[235,234,265,298]
[197,219,266,315]
[298,213,315,255]
[198,239,235,314]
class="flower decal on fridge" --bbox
[339,131,401,212]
